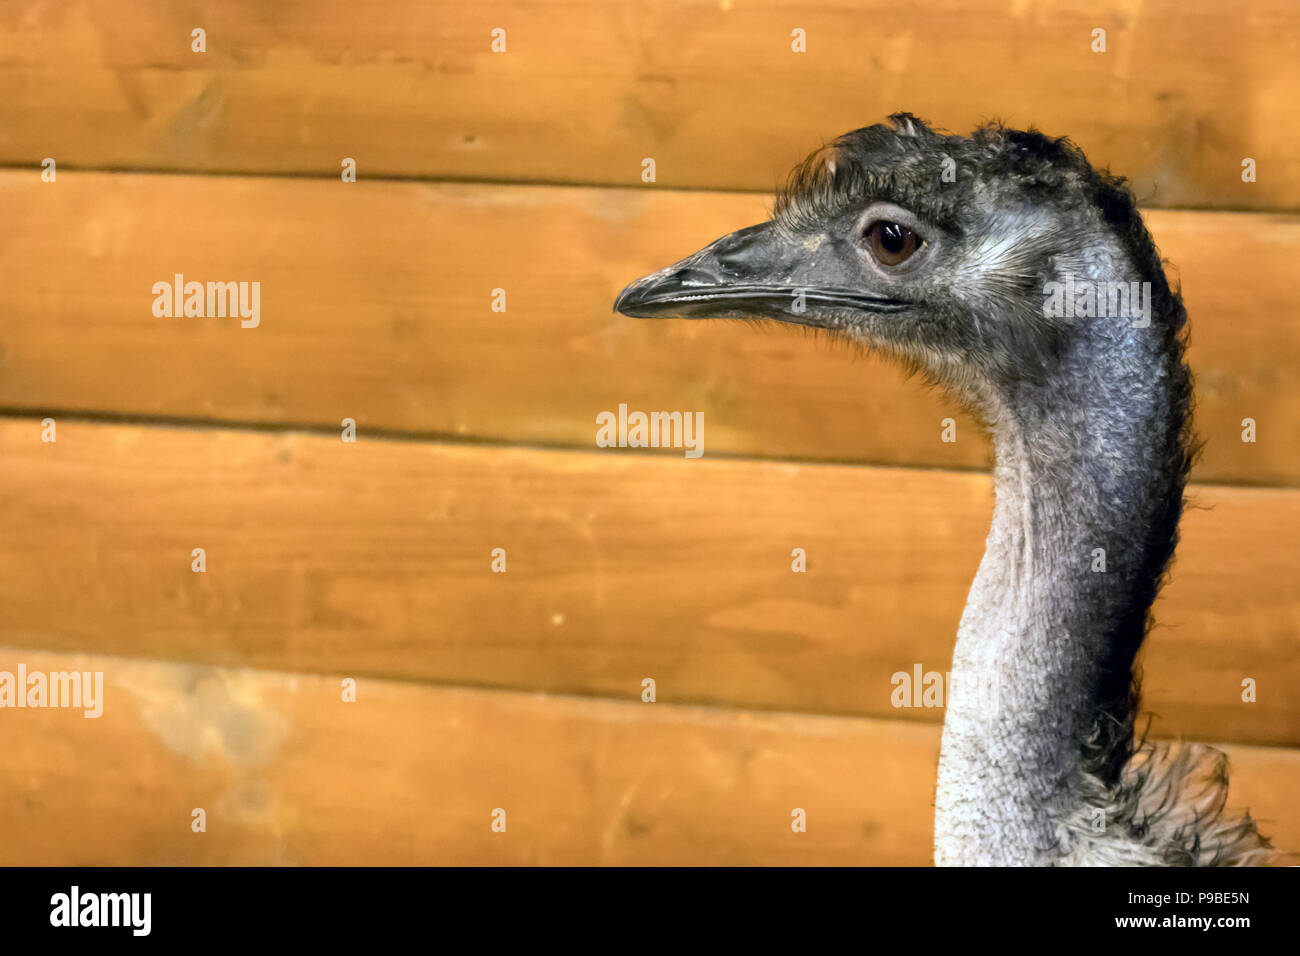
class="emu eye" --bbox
[864,220,921,267]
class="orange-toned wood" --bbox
[2,173,1297,484]
[2,419,1296,746]
[1,1,1297,209]
[0,648,1294,865]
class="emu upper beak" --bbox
[614,220,907,323]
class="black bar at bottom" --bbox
[0,864,1286,943]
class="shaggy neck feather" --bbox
[933,286,1186,865]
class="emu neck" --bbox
[933,311,1187,865]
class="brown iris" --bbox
[864,220,921,266]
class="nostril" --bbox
[715,238,770,278]
[715,250,753,276]
[673,267,718,287]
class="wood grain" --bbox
[0,648,1295,865]
[6,0,1297,870]
[3,172,1298,484]
[1,1,1298,209]
[2,418,1296,747]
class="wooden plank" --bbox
[2,419,1296,747]
[0,648,1295,865]
[3,173,1298,485]
[2,1,1299,210]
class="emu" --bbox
[615,114,1274,866]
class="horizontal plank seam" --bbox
[2,162,1297,216]
[1,641,1296,755]
[0,161,783,196]
[5,408,1297,492]
[4,405,1001,475]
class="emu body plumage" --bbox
[615,114,1273,866]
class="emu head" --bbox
[615,113,1176,407]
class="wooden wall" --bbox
[0,0,1296,865]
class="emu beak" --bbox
[614,221,907,323]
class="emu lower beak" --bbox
[614,221,907,322]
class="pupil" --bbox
[881,222,906,253]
